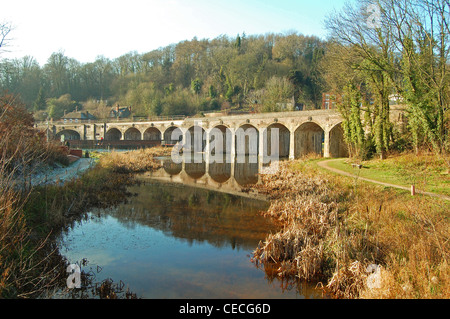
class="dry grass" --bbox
[0,99,70,297]
[252,161,345,281]
[1,143,171,298]
[99,147,172,173]
[0,170,66,298]
[251,158,449,299]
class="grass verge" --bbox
[325,153,450,196]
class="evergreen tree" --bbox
[208,85,217,99]
[33,87,46,112]
[235,34,241,51]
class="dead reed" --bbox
[252,161,344,281]
[17,146,172,298]
[251,158,449,299]
[99,146,172,173]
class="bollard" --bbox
[411,185,415,196]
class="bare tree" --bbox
[325,0,397,159]
[380,0,450,154]
[324,0,450,157]
[0,21,12,52]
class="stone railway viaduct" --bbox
[38,109,349,160]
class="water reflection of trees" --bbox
[253,262,329,299]
[102,182,274,251]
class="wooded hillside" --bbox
[0,32,326,120]
[0,0,449,159]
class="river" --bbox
[56,156,326,299]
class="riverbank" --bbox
[250,155,449,299]
[4,147,448,299]
[0,147,171,298]
[320,154,450,198]
[318,159,450,201]
[29,157,96,187]
[50,149,449,299]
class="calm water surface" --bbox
[57,158,326,299]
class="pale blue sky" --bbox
[1,0,350,65]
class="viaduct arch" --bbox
[42,109,348,159]
[55,129,81,141]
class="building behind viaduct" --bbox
[38,109,349,160]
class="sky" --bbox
[0,0,349,65]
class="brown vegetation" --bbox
[251,158,449,299]
[99,147,172,174]
[16,147,171,298]
[0,95,70,297]
[0,94,68,172]
[0,94,172,297]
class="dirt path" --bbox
[31,158,96,187]
[317,159,450,201]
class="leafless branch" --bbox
[0,22,12,51]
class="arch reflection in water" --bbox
[114,182,273,249]
[154,155,263,198]
[58,179,327,298]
